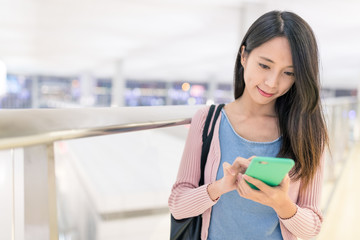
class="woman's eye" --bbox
[284,71,295,77]
[259,63,270,69]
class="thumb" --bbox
[223,162,236,176]
[280,174,290,188]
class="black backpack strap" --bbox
[202,105,215,143]
[199,104,225,186]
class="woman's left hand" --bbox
[236,174,297,219]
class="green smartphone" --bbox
[244,156,295,190]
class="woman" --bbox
[169,10,328,240]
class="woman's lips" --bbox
[257,86,274,97]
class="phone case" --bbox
[244,156,295,190]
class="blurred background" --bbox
[0,0,359,109]
[0,0,359,239]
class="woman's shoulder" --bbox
[192,104,226,121]
[191,105,212,124]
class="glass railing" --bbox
[0,105,201,240]
[0,98,358,240]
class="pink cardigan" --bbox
[168,105,324,240]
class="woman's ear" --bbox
[240,45,247,67]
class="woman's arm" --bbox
[168,106,219,220]
[279,155,325,239]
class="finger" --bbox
[237,178,248,197]
[240,156,255,169]
[239,177,266,201]
[282,174,290,183]
[243,174,270,193]
[232,157,246,168]
[248,155,256,161]
[236,173,243,183]
[238,177,256,197]
[223,162,235,176]
[279,174,290,188]
[232,157,250,173]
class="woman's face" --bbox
[241,37,295,106]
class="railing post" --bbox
[24,144,58,240]
[13,148,25,240]
[0,149,13,240]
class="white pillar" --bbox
[0,150,13,240]
[24,144,58,240]
[0,147,46,240]
[79,73,96,107]
[0,60,6,97]
[14,148,25,240]
[111,60,125,107]
[207,76,217,105]
[165,82,172,105]
[31,76,39,108]
[355,83,360,141]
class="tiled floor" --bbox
[317,141,360,240]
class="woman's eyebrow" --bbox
[260,56,274,63]
[259,56,293,68]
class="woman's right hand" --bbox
[207,156,254,201]
[220,156,254,193]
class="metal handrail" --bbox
[1,97,357,150]
[0,118,191,150]
[0,105,203,150]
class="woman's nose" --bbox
[265,73,279,88]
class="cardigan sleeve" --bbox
[279,154,325,239]
[168,106,219,220]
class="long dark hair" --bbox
[234,11,328,190]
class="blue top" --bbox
[207,109,283,240]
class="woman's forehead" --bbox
[251,37,293,66]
